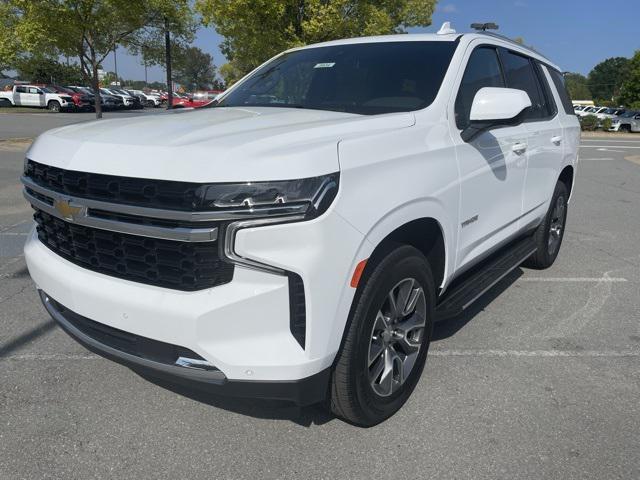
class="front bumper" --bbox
[40,290,330,405]
[25,205,364,390]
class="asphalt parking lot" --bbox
[1,112,639,479]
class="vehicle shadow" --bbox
[432,267,523,341]
[136,372,336,427]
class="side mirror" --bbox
[462,87,532,142]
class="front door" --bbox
[451,44,528,270]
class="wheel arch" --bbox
[364,218,447,291]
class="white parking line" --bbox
[429,349,640,357]
[580,158,615,161]
[580,145,640,149]
[581,139,640,142]
[1,350,639,360]
[520,277,627,282]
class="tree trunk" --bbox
[165,17,173,109]
[92,63,102,119]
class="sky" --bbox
[103,0,640,83]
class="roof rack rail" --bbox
[470,22,498,31]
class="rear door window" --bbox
[499,50,548,121]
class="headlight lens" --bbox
[194,172,339,220]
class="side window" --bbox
[15,86,26,93]
[28,87,39,94]
[548,68,575,115]
[455,47,505,130]
[534,62,557,117]
[500,50,547,121]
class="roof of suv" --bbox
[291,31,560,72]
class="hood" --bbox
[27,106,415,183]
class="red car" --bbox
[45,85,93,111]
[171,90,223,109]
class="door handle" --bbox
[551,135,563,145]
[512,143,527,154]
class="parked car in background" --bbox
[596,107,625,120]
[68,86,123,110]
[576,106,606,117]
[46,85,92,111]
[109,88,143,109]
[127,89,162,107]
[0,84,75,112]
[101,88,143,109]
[100,88,134,109]
[171,92,212,108]
[609,110,640,132]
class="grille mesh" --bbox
[25,159,202,211]
[34,209,234,291]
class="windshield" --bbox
[215,41,458,115]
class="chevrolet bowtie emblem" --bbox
[53,198,83,221]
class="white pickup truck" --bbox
[0,85,75,112]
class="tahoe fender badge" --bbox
[461,215,478,228]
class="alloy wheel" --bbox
[367,278,427,397]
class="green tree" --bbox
[564,72,591,101]
[587,56,630,102]
[196,0,437,84]
[125,1,198,99]
[173,46,217,90]
[0,2,21,76]
[618,50,640,109]
[9,0,196,118]
[15,54,84,85]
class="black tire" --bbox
[620,124,631,133]
[524,180,569,269]
[330,245,435,427]
[47,100,61,113]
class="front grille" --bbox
[47,295,216,368]
[34,209,234,291]
[25,160,202,211]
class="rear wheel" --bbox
[524,180,569,269]
[47,100,61,113]
[330,245,435,427]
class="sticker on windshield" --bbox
[314,62,335,69]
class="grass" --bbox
[0,106,54,114]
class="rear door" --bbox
[498,49,563,228]
[24,87,43,106]
[451,44,529,270]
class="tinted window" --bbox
[548,68,573,115]
[217,41,458,115]
[15,86,27,93]
[533,62,557,117]
[501,50,547,120]
[454,47,504,129]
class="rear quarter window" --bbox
[548,69,576,115]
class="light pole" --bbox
[113,46,118,85]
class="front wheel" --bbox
[47,101,61,113]
[524,180,569,269]
[330,245,435,427]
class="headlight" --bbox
[211,173,340,274]
[194,172,339,220]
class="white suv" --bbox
[22,28,579,426]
